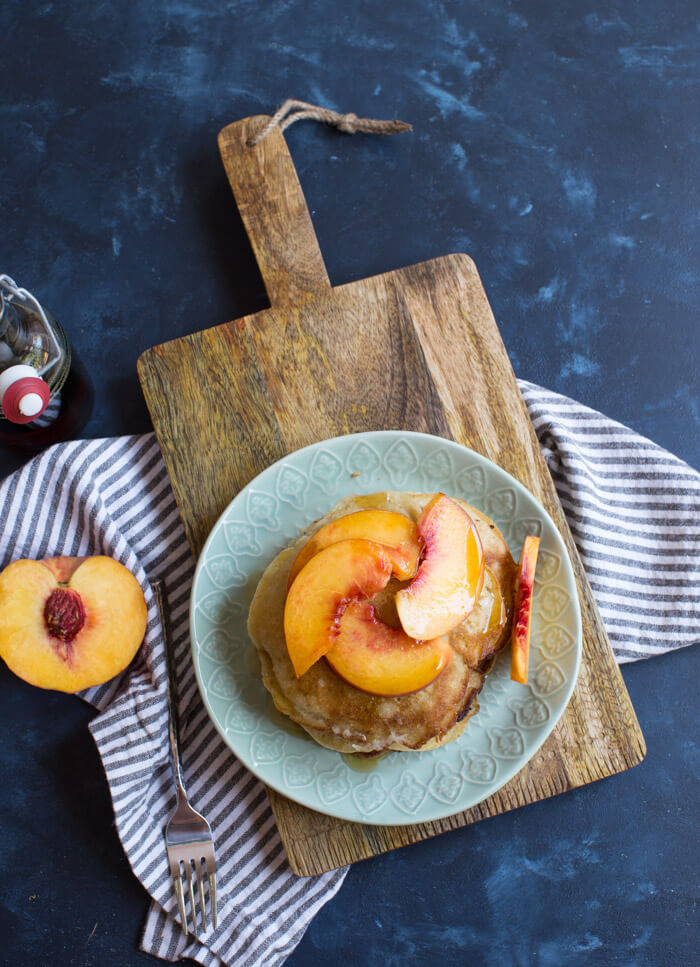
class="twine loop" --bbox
[247,99,411,146]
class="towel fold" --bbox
[0,382,697,966]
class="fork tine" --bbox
[195,859,207,931]
[209,871,218,930]
[173,867,188,936]
[184,861,197,934]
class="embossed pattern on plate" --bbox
[191,431,582,826]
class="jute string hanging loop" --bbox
[247,99,412,147]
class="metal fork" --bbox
[152,580,218,936]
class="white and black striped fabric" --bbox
[0,434,346,967]
[0,385,697,965]
[518,381,699,662]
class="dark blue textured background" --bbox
[1,2,697,965]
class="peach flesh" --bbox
[510,536,541,685]
[0,556,148,692]
[283,539,394,678]
[287,509,420,589]
[396,494,484,639]
[325,599,451,696]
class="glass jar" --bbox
[0,275,93,452]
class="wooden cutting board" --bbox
[137,114,646,877]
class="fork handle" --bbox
[152,580,187,795]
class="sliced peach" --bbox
[510,536,541,684]
[325,599,451,696]
[287,509,420,589]
[283,539,393,678]
[396,494,484,639]
[0,556,148,692]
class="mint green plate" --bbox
[190,431,582,826]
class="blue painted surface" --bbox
[0,1,697,965]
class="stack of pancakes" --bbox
[248,492,516,756]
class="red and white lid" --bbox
[0,364,51,424]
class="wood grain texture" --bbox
[218,116,330,307]
[137,115,646,877]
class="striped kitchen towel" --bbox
[519,381,699,661]
[0,383,697,966]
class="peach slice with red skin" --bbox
[396,494,484,640]
[510,536,541,684]
[0,555,148,692]
[287,509,420,589]
[325,599,451,696]
[283,539,394,678]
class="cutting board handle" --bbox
[218,116,331,307]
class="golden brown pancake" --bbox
[247,492,516,755]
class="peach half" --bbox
[510,536,541,685]
[325,599,451,696]
[0,556,148,692]
[287,509,420,589]
[284,539,394,678]
[396,494,484,640]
